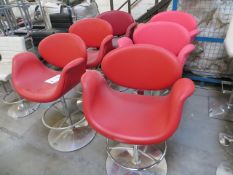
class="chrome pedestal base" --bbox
[219,132,233,155]
[2,91,21,105]
[106,143,167,175]
[209,103,233,122]
[216,161,233,175]
[3,90,39,119]
[106,156,167,175]
[219,133,233,147]
[48,118,95,152]
[209,92,233,122]
[8,101,40,119]
[42,97,95,152]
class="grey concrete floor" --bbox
[0,85,233,175]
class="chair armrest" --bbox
[117,37,134,48]
[91,35,114,68]
[190,29,199,40]
[125,22,137,38]
[177,44,195,67]
[81,70,107,109]
[100,34,114,57]
[56,58,86,95]
[168,78,195,123]
[163,78,195,140]
[169,78,195,104]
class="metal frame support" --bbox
[109,0,132,14]
[127,0,131,14]
[110,0,114,10]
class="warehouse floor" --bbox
[0,85,233,175]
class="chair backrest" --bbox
[38,33,87,68]
[133,22,191,55]
[150,11,198,33]
[97,10,134,36]
[69,18,113,48]
[102,44,182,90]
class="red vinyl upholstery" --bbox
[150,11,199,40]
[38,33,87,68]
[81,45,195,145]
[12,33,87,102]
[102,45,182,90]
[69,18,114,68]
[97,10,135,36]
[118,22,195,67]
[134,22,190,55]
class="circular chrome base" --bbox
[42,98,88,130]
[209,104,233,122]
[48,118,96,152]
[2,90,22,104]
[219,133,233,155]
[216,161,233,175]
[43,98,96,152]
[106,157,167,175]
[219,133,233,147]
[8,101,40,119]
[106,143,167,175]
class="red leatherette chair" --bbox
[12,33,95,152]
[150,10,199,40]
[97,10,137,38]
[118,22,195,68]
[81,45,195,174]
[69,18,114,68]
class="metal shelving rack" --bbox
[0,0,49,36]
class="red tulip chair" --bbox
[81,45,195,174]
[97,10,137,46]
[12,33,95,152]
[150,10,199,40]
[69,18,114,68]
[118,22,195,68]
[0,36,40,119]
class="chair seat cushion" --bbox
[87,48,99,68]
[0,62,12,81]
[85,82,171,145]
[14,62,60,102]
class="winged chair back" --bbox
[69,18,113,48]
[133,22,191,56]
[102,44,182,90]
[38,33,87,68]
